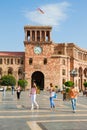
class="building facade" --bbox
[0,25,87,90]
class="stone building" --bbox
[0,25,87,90]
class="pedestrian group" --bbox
[2,82,79,113]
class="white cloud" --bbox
[24,2,70,27]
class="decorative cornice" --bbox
[24,25,52,30]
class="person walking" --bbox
[12,86,14,95]
[69,86,79,113]
[30,82,39,110]
[3,86,7,97]
[48,83,56,110]
[16,85,21,100]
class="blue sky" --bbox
[0,0,87,52]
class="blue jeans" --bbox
[50,97,55,108]
[71,98,77,110]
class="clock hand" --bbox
[36,49,40,53]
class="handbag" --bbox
[36,87,40,94]
[53,92,57,98]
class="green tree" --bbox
[64,81,74,87]
[0,75,16,86]
[83,82,87,89]
[64,81,74,93]
[18,79,28,90]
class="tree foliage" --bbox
[0,75,16,86]
[64,81,74,87]
[83,82,87,88]
[18,79,28,90]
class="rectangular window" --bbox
[44,58,47,65]
[18,59,20,64]
[21,58,24,64]
[11,59,13,64]
[0,58,2,64]
[29,58,33,65]
[7,58,9,64]
[62,79,66,84]
[62,69,66,75]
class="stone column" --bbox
[40,31,41,42]
[48,31,51,41]
[44,31,46,42]
[30,30,32,42]
[35,31,37,41]
[25,30,27,41]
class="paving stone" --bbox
[0,91,87,130]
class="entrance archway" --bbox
[31,71,44,90]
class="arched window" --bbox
[27,31,30,41]
[84,68,87,77]
[42,31,45,41]
[8,67,13,75]
[37,31,40,41]
[0,68,2,79]
[7,58,9,64]
[32,31,35,41]
[18,68,23,79]
[78,67,83,77]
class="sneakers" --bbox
[73,110,76,113]
[37,105,39,109]
[31,107,34,110]
[31,105,39,110]
[50,106,55,110]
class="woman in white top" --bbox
[30,83,39,110]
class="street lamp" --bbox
[70,69,77,83]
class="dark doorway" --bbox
[31,71,44,90]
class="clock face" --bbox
[34,46,42,54]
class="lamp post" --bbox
[70,69,77,83]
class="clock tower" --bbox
[24,25,53,89]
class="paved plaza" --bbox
[0,90,87,130]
